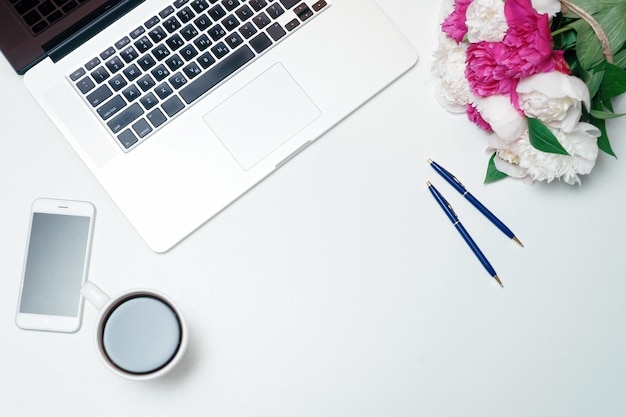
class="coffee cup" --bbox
[81,281,188,380]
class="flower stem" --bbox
[551,25,574,37]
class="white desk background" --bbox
[2,1,626,416]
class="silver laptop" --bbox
[1,0,417,252]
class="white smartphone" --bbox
[16,198,95,333]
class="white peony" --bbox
[473,95,528,141]
[531,0,562,17]
[517,71,591,133]
[489,123,601,185]
[465,0,508,42]
[433,35,471,113]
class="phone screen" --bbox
[19,212,92,317]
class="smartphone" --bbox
[16,198,95,333]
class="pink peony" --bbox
[467,103,493,132]
[442,0,472,43]
[465,0,559,98]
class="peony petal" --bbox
[475,95,528,141]
[494,156,528,178]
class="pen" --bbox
[427,182,503,287]
[428,159,523,247]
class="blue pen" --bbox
[427,182,503,287]
[428,159,523,247]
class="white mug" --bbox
[81,281,188,380]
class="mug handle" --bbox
[81,281,111,311]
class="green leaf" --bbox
[599,63,626,99]
[615,49,626,69]
[567,0,626,69]
[591,98,617,157]
[590,110,626,119]
[527,118,570,155]
[484,153,508,184]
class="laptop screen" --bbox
[0,0,139,74]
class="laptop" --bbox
[1,0,417,252]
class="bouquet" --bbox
[433,0,626,185]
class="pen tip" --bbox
[427,158,433,164]
[426,181,432,187]
[494,275,504,288]
[513,236,524,247]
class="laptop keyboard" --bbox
[11,0,89,34]
[67,0,330,152]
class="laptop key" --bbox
[100,47,116,60]
[91,66,110,83]
[194,34,212,51]
[105,56,125,73]
[191,0,209,13]
[76,77,96,94]
[279,0,298,9]
[174,0,189,8]
[197,52,216,68]
[97,94,127,120]
[117,129,138,149]
[137,55,156,71]
[108,74,127,91]
[221,14,239,31]
[180,44,254,104]
[252,12,270,29]
[152,45,171,61]
[169,72,188,89]
[107,103,144,134]
[70,68,86,81]
[164,16,182,33]
[180,24,199,40]
[149,26,167,43]
[249,32,272,54]
[177,6,195,23]
[115,36,131,50]
[180,44,199,61]
[211,42,229,59]
[86,84,112,107]
[294,3,312,21]
[145,16,160,29]
[183,62,202,79]
[120,46,139,63]
[249,0,267,12]
[161,96,185,117]
[147,108,167,128]
[159,5,175,18]
[134,36,153,52]
[85,57,101,71]
[137,74,156,91]
[130,26,145,39]
[166,34,185,51]
[235,4,252,20]
[165,54,185,71]
[311,0,326,11]
[285,18,299,31]
[208,4,226,20]
[155,82,173,99]
[225,32,243,49]
[151,64,171,81]
[266,2,284,18]
[123,63,141,81]
[221,0,239,11]
[266,22,286,41]
[132,118,153,138]
[194,14,212,31]
[141,92,159,110]
[122,85,141,102]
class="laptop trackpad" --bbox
[203,63,321,171]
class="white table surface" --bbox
[2,1,626,416]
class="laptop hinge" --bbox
[46,0,145,63]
